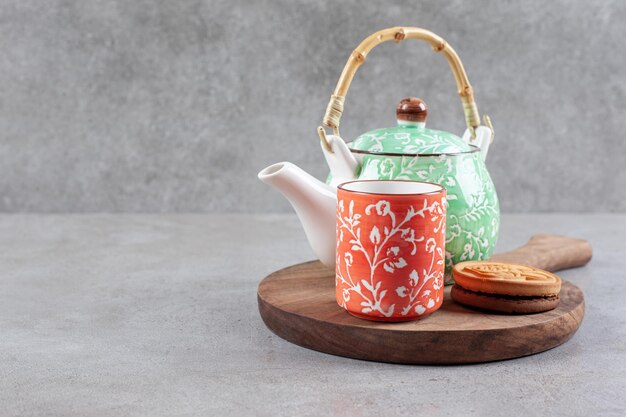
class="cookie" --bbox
[450,284,560,314]
[452,261,561,297]
[451,261,561,314]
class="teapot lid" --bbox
[349,98,472,156]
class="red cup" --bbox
[336,180,447,321]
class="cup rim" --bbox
[337,179,445,197]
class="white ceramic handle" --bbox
[462,126,493,161]
[321,135,359,187]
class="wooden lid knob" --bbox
[396,97,428,123]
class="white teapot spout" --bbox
[319,132,359,187]
[258,162,337,268]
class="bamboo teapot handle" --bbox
[320,27,486,145]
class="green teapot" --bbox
[259,27,499,281]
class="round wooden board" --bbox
[258,261,585,365]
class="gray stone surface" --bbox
[0,1,625,213]
[0,213,624,416]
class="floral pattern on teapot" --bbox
[350,125,470,155]
[356,150,499,282]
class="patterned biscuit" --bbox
[452,261,561,297]
[450,284,560,314]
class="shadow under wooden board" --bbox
[257,235,592,364]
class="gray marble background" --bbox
[0,0,624,213]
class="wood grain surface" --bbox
[257,234,589,364]
[490,234,592,272]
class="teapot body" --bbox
[336,147,499,281]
